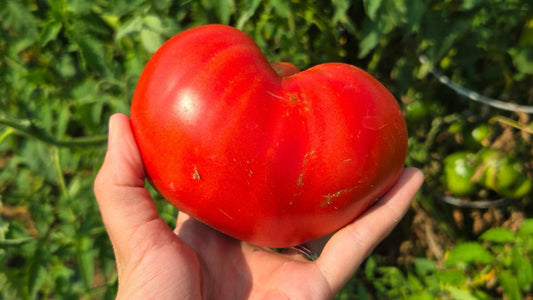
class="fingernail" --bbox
[107,115,116,147]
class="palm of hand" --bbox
[94,114,424,300]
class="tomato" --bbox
[130,24,407,247]
[464,123,492,150]
[478,149,532,198]
[498,176,532,199]
[470,124,492,145]
[442,151,479,197]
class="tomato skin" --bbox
[130,25,407,247]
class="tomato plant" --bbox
[130,24,407,247]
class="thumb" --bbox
[93,113,170,264]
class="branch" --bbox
[418,55,533,114]
[0,115,107,147]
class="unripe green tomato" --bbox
[497,176,532,199]
[442,151,478,197]
[447,121,464,135]
[405,99,430,122]
[471,124,492,143]
[462,123,492,150]
[477,148,531,198]
[479,150,521,191]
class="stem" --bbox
[0,127,15,145]
[489,115,533,134]
[0,236,36,246]
[0,115,107,147]
[52,146,69,199]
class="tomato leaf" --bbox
[216,0,235,24]
[509,46,533,75]
[445,242,492,265]
[69,31,108,77]
[235,0,262,29]
[362,0,384,21]
[511,248,533,292]
[518,219,533,236]
[26,247,48,299]
[443,286,478,300]
[76,236,95,291]
[413,258,437,277]
[498,271,522,300]
[140,28,163,54]
[479,227,515,243]
[39,20,62,47]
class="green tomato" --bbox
[471,123,492,144]
[448,121,464,135]
[405,99,430,122]
[464,123,492,150]
[442,151,479,197]
[478,148,530,198]
[497,176,532,199]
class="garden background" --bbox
[1,0,533,299]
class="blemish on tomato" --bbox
[218,207,233,220]
[322,186,357,208]
[321,192,339,208]
[297,173,304,186]
[192,166,201,180]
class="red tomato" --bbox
[130,24,407,247]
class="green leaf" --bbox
[140,28,164,54]
[70,32,108,76]
[235,0,262,29]
[143,15,167,33]
[0,0,38,38]
[0,236,36,246]
[406,291,434,300]
[39,20,63,47]
[76,236,95,291]
[270,0,291,19]
[362,0,384,20]
[511,248,533,291]
[480,227,515,243]
[27,247,48,299]
[444,286,478,300]
[116,16,143,40]
[414,258,437,277]
[498,271,522,300]
[406,272,424,292]
[518,219,533,236]
[461,0,482,10]
[358,21,380,58]
[216,0,235,24]
[445,242,493,265]
[365,256,377,279]
[0,272,20,300]
[434,269,467,286]
[332,0,356,34]
[509,46,533,74]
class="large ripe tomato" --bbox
[130,24,407,247]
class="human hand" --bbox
[94,113,424,300]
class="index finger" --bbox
[315,167,424,291]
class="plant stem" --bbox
[52,146,69,199]
[0,115,107,147]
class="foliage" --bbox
[336,219,533,300]
[1,0,532,299]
